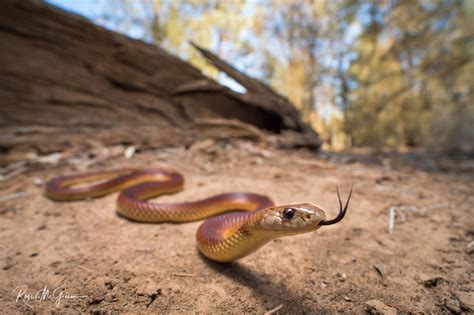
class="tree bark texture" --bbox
[0,0,322,155]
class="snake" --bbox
[45,168,352,262]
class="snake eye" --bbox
[283,208,295,220]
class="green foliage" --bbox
[346,0,473,152]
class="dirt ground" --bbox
[0,139,473,313]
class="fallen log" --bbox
[0,0,322,158]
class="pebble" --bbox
[34,177,44,186]
[3,261,14,270]
[124,146,136,159]
[136,280,161,298]
[466,241,474,255]
[418,274,445,288]
[456,291,474,311]
[444,297,461,313]
[336,272,347,282]
[37,152,63,164]
[365,299,398,315]
[104,278,119,290]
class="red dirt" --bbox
[1,140,473,313]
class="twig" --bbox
[265,304,284,315]
[422,202,454,213]
[388,203,455,234]
[388,207,396,234]
[0,161,27,175]
[0,166,28,182]
[0,191,36,203]
[170,273,197,278]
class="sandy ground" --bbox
[0,140,473,313]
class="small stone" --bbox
[344,296,352,302]
[30,252,38,257]
[448,235,462,242]
[320,282,328,289]
[417,274,445,288]
[444,298,461,313]
[136,280,160,298]
[104,278,118,290]
[124,146,136,159]
[37,152,62,165]
[429,214,443,223]
[3,265,12,270]
[34,177,44,186]
[365,299,398,315]
[466,241,474,255]
[89,296,105,305]
[336,272,347,282]
[456,291,474,311]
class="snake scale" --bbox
[45,168,352,262]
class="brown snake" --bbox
[45,168,352,262]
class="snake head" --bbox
[259,203,327,235]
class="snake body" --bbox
[45,168,351,262]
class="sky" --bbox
[45,0,248,93]
[46,0,149,40]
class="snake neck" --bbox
[197,209,283,262]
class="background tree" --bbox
[92,0,473,153]
[347,0,473,151]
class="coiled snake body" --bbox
[45,169,351,262]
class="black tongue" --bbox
[319,186,352,226]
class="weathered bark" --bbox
[0,0,321,156]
